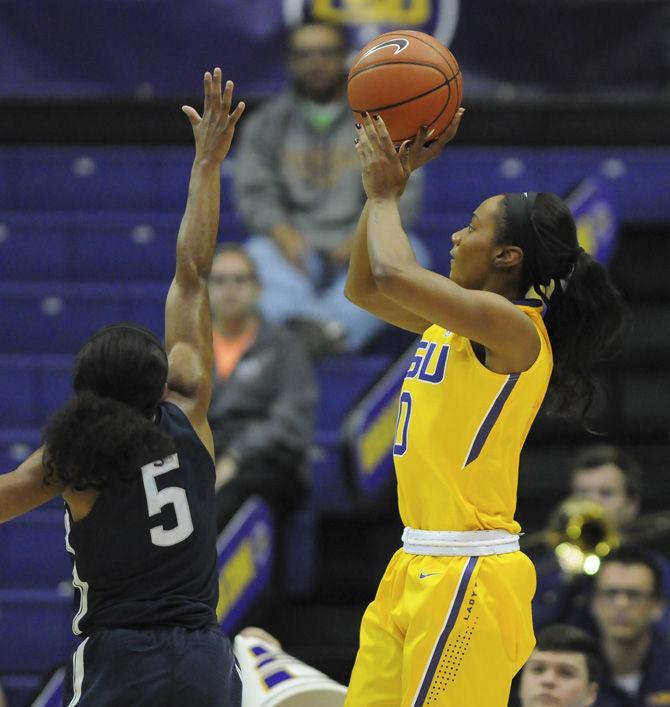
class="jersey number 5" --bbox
[141,454,194,547]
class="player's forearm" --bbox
[344,201,378,301]
[366,196,417,281]
[175,159,221,283]
[0,449,62,523]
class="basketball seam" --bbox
[392,70,460,143]
[392,85,452,143]
[349,68,461,115]
[349,61,459,85]
[351,30,455,71]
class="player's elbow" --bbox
[344,281,366,305]
[344,278,379,307]
[372,262,409,296]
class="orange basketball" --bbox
[347,30,463,145]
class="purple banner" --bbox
[216,497,274,635]
[345,343,417,498]
[566,176,619,265]
[0,0,665,98]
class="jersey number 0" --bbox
[141,454,194,547]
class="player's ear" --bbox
[493,244,523,270]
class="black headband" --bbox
[82,323,167,362]
[505,191,560,290]
[505,192,538,255]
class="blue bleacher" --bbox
[0,283,166,354]
[0,510,70,587]
[0,429,41,472]
[0,589,76,673]
[1,674,43,707]
[0,356,72,427]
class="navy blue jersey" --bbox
[64,402,219,636]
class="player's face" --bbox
[208,252,259,322]
[520,650,597,707]
[288,25,347,103]
[449,195,504,289]
[571,464,638,527]
[592,563,663,642]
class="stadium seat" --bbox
[0,589,76,673]
[0,355,72,427]
[0,673,44,707]
[7,147,160,211]
[0,510,70,588]
[0,283,166,354]
[0,429,41,472]
[0,212,70,281]
[314,354,391,431]
[0,357,39,426]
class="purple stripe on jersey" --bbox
[251,645,268,656]
[265,671,292,688]
[413,556,479,706]
[464,373,520,467]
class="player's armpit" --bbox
[165,339,215,459]
[0,447,62,523]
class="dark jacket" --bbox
[208,320,317,479]
[595,629,670,707]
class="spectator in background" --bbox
[234,20,427,355]
[570,446,641,528]
[532,446,670,632]
[208,244,316,533]
[517,624,601,707]
[591,547,670,706]
[0,683,6,707]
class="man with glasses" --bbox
[590,546,670,705]
[235,20,426,355]
[207,244,316,532]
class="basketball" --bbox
[347,30,463,145]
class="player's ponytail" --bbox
[542,247,627,417]
[43,391,175,491]
[498,192,627,418]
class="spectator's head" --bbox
[519,624,600,707]
[286,21,349,103]
[73,323,168,417]
[209,244,260,327]
[591,546,664,644]
[570,446,641,527]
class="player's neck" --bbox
[482,275,520,303]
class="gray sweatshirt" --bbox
[233,90,424,252]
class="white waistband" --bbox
[402,527,520,556]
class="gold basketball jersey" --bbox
[393,300,552,533]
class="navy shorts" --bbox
[61,625,242,707]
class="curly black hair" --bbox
[43,391,175,491]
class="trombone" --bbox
[521,497,620,575]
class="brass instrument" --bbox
[546,497,620,575]
[522,497,620,576]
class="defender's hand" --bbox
[182,68,245,165]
